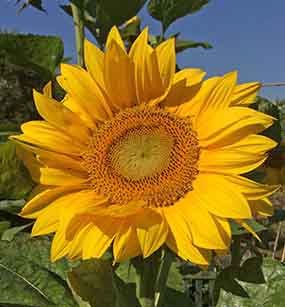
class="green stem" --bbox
[231,236,241,266]
[71,2,85,67]
[154,249,173,307]
[134,254,160,307]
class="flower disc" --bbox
[82,106,200,207]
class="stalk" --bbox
[262,82,285,87]
[71,2,85,67]
[133,254,161,307]
[154,249,173,307]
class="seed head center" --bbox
[81,106,200,207]
[110,129,174,180]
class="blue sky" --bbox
[1,0,285,100]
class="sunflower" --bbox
[11,27,278,265]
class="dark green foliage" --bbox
[0,200,25,215]
[0,142,34,200]
[0,52,41,130]
[217,258,285,306]
[254,96,282,144]
[214,266,250,303]
[90,0,146,45]
[69,258,146,307]
[0,233,78,307]
[0,33,64,81]
[238,257,265,284]
[148,0,210,31]
[68,259,117,307]
[0,33,64,130]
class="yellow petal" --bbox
[113,222,141,262]
[67,224,93,259]
[43,81,52,98]
[198,107,275,149]
[63,95,96,129]
[20,186,83,218]
[13,121,84,156]
[106,26,125,52]
[15,139,84,174]
[33,90,91,143]
[174,68,206,87]
[48,190,110,261]
[231,82,261,106]
[32,191,94,236]
[129,28,164,103]
[50,201,83,262]
[58,64,112,121]
[194,72,238,126]
[178,72,237,128]
[163,68,205,108]
[175,76,221,118]
[249,198,273,217]
[223,175,280,200]
[37,150,85,173]
[16,146,41,182]
[191,174,252,219]
[164,207,210,265]
[82,218,120,260]
[202,71,238,110]
[39,168,87,186]
[136,209,168,258]
[174,195,231,249]
[84,39,105,89]
[32,201,62,236]
[51,228,70,261]
[199,135,277,174]
[86,201,145,218]
[166,231,211,265]
[104,40,136,109]
[155,38,175,93]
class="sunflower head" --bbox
[11,26,278,265]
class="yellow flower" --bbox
[11,27,278,265]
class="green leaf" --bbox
[175,38,213,53]
[0,142,34,200]
[68,259,116,307]
[112,274,141,307]
[165,261,195,307]
[148,0,210,31]
[214,266,249,302]
[238,257,265,284]
[230,220,266,236]
[116,258,194,307]
[1,222,33,242]
[0,33,64,81]
[0,233,77,306]
[96,0,146,26]
[0,221,11,234]
[0,200,25,214]
[217,258,285,306]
